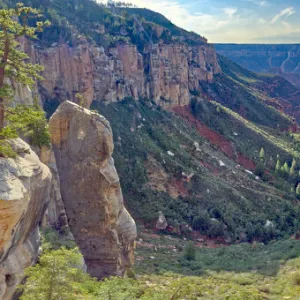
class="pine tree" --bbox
[290,159,296,177]
[259,147,265,161]
[283,162,290,174]
[19,248,95,300]
[0,4,50,157]
[275,159,281,172]
[0,3,50,129]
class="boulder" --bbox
[0,139,52,299]
[49,101,137,279]
[156,211,168,230]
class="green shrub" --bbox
[184,242,196,261]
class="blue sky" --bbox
[100,0,300,43]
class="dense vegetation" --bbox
[20,228,300,299]
[0,0,205,51]
[92,98,300,242]
[135,231,300,276]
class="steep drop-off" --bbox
[26,38,220,110]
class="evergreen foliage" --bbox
[184,242,196,261]
[259,147,265,161]
[19,247,97,300]
[0,3,49,129]
[19,233,300,299]
[92,99,300,242]
[0,4,50,156]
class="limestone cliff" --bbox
[49,101,137,279]
[25,39,220,108]
[0,139,52,300]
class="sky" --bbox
[99,0,300,43]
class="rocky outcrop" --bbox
[26,41,95,107]
[49,101,137,279]
[0,139,52,300]
[26,39,220,108]
[156,211,168,230]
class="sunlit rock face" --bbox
[25,38,220,109]
[49,101,137,279]
[0,139,52,300]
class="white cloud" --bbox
[223,8,238,17]
[259,1,269,7]
[258,18,267,24]
[245,0,270,7]
[270,7,295,24]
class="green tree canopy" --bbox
[0,3,49,129]
[0,4,50,157]
[19,247,97,300]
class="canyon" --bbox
[216,44,300,88]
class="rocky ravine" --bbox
[49,101,137,279]
[0,139,52,300]
[25,39,220,108]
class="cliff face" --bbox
[215,44,300,88]
[49,101,137,279]
[26,40,220,108]
[0,139,52,300]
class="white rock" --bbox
[167,151,175,157]
[265,220,274,228]
[219,160,226,167]
[194,141,201,151]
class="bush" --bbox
[19,247,98,300]
[184,242,196,261]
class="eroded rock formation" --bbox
[25,39,220,108]
[49,101,137,279]
[0,139,52,299]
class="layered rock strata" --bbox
[25,40,220,108]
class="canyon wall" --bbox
[26,40,220,108]
[215,44,300,88]
[49,101,137,279]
